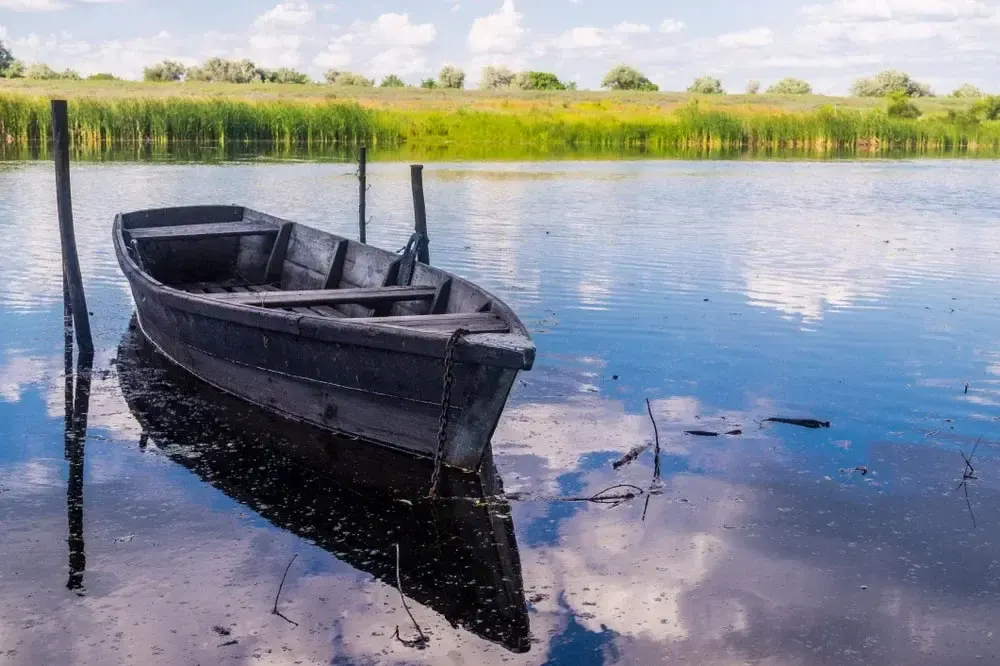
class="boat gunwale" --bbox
[112,206,536,370]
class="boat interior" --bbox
[119,206,512,335]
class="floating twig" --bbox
[393,543,428,649]
[954,437,982,530]
[762,417,831,429]
[272,553,299,626]
[647,398,661,482]
[685,430,719,437]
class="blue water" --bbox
[2,158,999,665]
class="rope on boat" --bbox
[427,327,471,499]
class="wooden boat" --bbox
[115,319,532,653]
[112,205,535,473]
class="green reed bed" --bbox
[3,92,1000,154]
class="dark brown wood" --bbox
[264,222,293,284]
[410,164,430,264]
[431,278,452,314]
[51,100,94,354]
[205,285,437,308]
[358,146,367,244]
[129,221,278,241]
[324,240,348,289]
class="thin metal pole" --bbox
[358,146,367,244]
[51,100,93,354]
[410,164,429,264]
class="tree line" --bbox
[0,40,994,100]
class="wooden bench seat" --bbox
[129,221,279,241]
[205,286,437,308]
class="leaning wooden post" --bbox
[358,145,367,244]
[410,164,429,264]
[51,100,94,354]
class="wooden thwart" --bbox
[129,221,279,241]
[206,285,437,308]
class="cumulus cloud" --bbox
[659,18,686,34]
[716,26,774,48]
[468,0,525,54]
[0,0,67,10]
[614,21,650,34]
[251,0,316,29]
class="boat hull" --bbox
[126,274,519,473]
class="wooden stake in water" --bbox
[410,164,430,264]
[51,100,94,354]
[358,146,367,244]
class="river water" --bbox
[1,158,999,665]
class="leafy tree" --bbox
[261,68,310,84]
[851,69,933,97]
[886,90,921,119]
[767,77,812,94]
[438,65,465,89]
[951,83,983,98]
[564,80,578,91]
[87,72,120,81]
[323,70,374,86]
[380,74,406,88]
[515,71,566,91]
[480,65,515,89]
[745,80,760,94]
[25,63,59,80]
[59,69,81,80]
[143,60,186,82]
[0,40,14,77]
[688,76,724,94]
[420,78,437,89]
[187,58,262,83]
[972,95,1000,120]
[601,64,658,91]
[2,59,25,79]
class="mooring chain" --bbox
[427,327,471,498]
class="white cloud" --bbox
[614,21,650,34]
[468,0,525,54]
[313,34,353,69]
[716,26,774,48]
[353,13,436,47]
[0,0,66,9]
[252,1,316,29]
[659,18,686,34]
[801,0,993,21]
[555,26,621,50]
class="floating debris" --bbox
[612,443,650,470]
[212,626,231,636]
[685,430,719,437]
[762,417,831,429]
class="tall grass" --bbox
[3,92,1000,154]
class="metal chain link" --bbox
[427,327,470,498]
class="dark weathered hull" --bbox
[115,320,531,653]
[112,206,533,473]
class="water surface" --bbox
[1,159,999,665]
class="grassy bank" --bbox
[2,81,999,155]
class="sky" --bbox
[1,0,999,94]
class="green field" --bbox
[1,79,997,157]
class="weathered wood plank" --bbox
[342,242,399,289]
[206,286,437,308]
[264,222,293,284]
[354,312,509,334]
[430,278,452,315]
[122,205,244,230]
[324,240,348,289]
[129,221,278,241]
[280,261,325,291]
[286,224,346,275]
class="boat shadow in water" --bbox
[114,317,532,653]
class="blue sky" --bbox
[1,0,998,93]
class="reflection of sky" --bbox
[2,159,1000,664]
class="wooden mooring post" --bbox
[410,164,430,264]
[51,100,94,354]
[358,146,367,244]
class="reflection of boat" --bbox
[115,319,531,653]
[111,205,534,472]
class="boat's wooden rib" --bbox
[129,221,278,241]
[113,205,535,471]
[205,285,437,308]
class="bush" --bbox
[324,70,374,86]
[951,83,983,98]
[688,76,724,94]
[143,60,186,82]
[852,70,933,97]
[745,80,760,95]
[420,78,437,89]
[515,71,566,91]
[87,72,120,81]
[187,58,262,83]
[380,74,406,88]
[480,65,515,89]
[886,91,921,119]
[25,63,59,80]
[601,65,658,91]
[767,77,812,95]
[972,95,1000,120]
[261,68,310,84]
[438,65,465,89]
[0,41,15,78]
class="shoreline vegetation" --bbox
[4,79,1000,158]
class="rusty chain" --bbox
[427,327,470,498]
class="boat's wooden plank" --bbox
[280,261,326,291]
[246,284,343,318]
[129,221,278,241]
[286,224,345,275]
[389,264,448,317]
[264,222,293,284]
[207,286,437,308]
[342,243,399,289]
[430,278,452,315]
[122,205,244,230]
[324,240,348,289]
[351,312,509,334]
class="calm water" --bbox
[2,159,1000,665]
